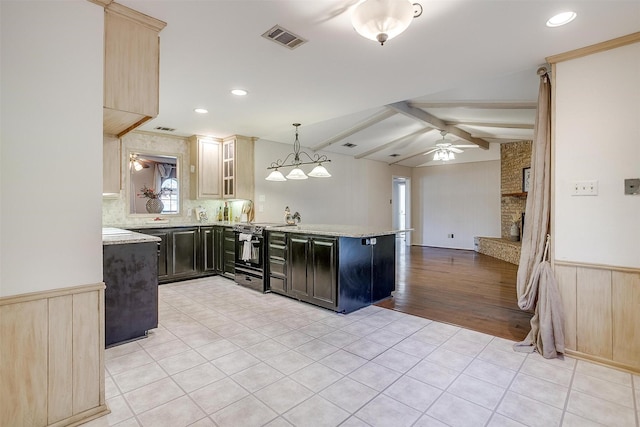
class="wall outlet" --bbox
[187,208,193,217]
[572,180,598,196]
[624,178,640,195]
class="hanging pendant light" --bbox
[351,0,422,45]
[265,169,287,181]
[265,124,332,181]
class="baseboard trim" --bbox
[50,405,110,427]
[565,349,639,375]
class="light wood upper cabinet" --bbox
[222,135,255,200]
[103,134,121,195]
[103,3,166,137]
[189,136,222,199]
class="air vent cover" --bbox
[154,126,176,132]
[389,154,400,157]
[262,25,307,49]
[343,143,357,148]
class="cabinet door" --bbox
[103,134,121,195]
[172,228,199,278]
[222,138,235,198]
[190,137,222,199]
[201,227,216,273]
[222,229,236,278]
[289,235,310,298]
[310,237,338,309]
[214,226,225,273]
[139,228,169,282]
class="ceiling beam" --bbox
[354,127,433,159]
[470,134,534,141]
[445,120,534,130]
[388,147,436,166]
[310,109,397,151]
[409,101,537,109]
[386,101,490,149]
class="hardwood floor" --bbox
[377,245,533,342]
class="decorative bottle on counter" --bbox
[223,202,229,221]
[217,207,222,221]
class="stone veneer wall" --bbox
[476,237,522,265]
[500,141,532,238]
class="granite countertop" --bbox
[266,224,412,238]
[103,220,237,230]
[102,228,162,245]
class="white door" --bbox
[392,176,411,246]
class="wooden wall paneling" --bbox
[612,271,640,368]
[576,267,613,359]
[555,264,577,350]
[48,295,74,424]
[0,300,48,427]
[72,291,101,414]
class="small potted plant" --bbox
[138,185,166,213]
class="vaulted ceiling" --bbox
[119,0,640,167]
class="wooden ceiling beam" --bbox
[354,127,433,159]
[386,101,490,149]
[310,109,397,151]
[409,101,537,109]
[445,120,534,129]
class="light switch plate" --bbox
[572,180,598,196]
[625,178,640,195]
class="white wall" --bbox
[254,139,411,226]
[411,160,501,249]
[0,1,104,296]
[554,42,640,268]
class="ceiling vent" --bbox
[389,153,400,157]
[154,126,176,132]
[342,142,357,148]
[262,25,307,50]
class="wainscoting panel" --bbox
[576,267,612,359]
[49,295,74,424]
[554,264,577,350]
[612,271,640,367]
[0,283,108,427]
[555,261,640,373]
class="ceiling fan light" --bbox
[133,160,143,171]
[449,152,455,160]
[265,169,287,181]
[308,164,332,178]
[286,167,308,180]
[352,0,415,45]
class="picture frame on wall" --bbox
[522,167,531,193]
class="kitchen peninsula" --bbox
[102,228,161,347]
[265,224,400,314]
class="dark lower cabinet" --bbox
[103,241,158,347]
[222,228,236,279]
[172,227,199,279]
[288,234,338,310]
[132,226,230,283]
[268,231,396,313]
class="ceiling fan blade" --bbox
[453,145,480,148]
[423,148,438,155]
[449,147,464,153]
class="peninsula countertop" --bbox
[266,224,411,238]
[102,227,162,245]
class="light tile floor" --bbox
[83,276,639,427]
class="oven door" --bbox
[235,232,263,269]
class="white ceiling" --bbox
[119,0,640,167]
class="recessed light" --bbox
[194,108,208,114]
[231,89,248,96]
[546,11,577,27]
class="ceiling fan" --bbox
[424,130,478,161]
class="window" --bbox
[160,178,179,213]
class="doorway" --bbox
[392,176,410,246]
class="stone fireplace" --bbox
[476,140,532,264]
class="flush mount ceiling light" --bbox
[194,108,208,114]
[231,89,248,96]
[265,123,332,181]
[546,11,577,27]
[351,0,422,45]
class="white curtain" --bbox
[154,163,173,191]
[514,68,565,358]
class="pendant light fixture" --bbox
[265,124,332,181]
[351,0,422,45]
